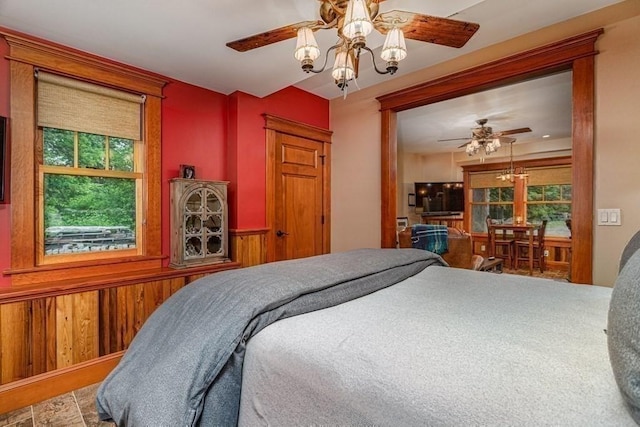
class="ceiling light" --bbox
[294,0,408,93]
[497,140,529,182]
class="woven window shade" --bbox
[526,166,572,186]
[470,171,513,188]
[37,71,145,140]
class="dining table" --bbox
[489,222,541,275]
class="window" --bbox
[526,184,572,237]
[467,162,572,238]
[468,170,515,233]
[42,128,140,261]
[470,187,514,232]
[36,71,145,264]
[6,33,165,286]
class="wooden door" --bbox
[274,133,324,261]
[265,115,332,263]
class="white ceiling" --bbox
[0,0,623,100]
[397,71,574,154]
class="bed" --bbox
[96,233,640,426]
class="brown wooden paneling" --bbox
[377,31,602,283]
[0,302,30,384]
[230,229,268,268]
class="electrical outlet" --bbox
[544,250,549,257]
[481,245,486,251]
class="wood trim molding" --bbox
[0,351,123,415]
[264,115,332,262]
[377,29,603,112]
[0,262,240,304]
[377,30,603,284]
[462,156,572,173]
[4,30,168,287]
[264,114,333,143]
[229,228,269,237]
[1,31,167,97]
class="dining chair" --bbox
[515,219,548,273]
[486,216,514,268]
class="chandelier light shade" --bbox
[331,48,355,85]
[342,0,374,40]
[380,26,407,73]
[294,27,320,70]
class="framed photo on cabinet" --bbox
[180,164,196,179]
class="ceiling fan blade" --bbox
[497,127,532,136]
[457,142,471,149]
[375,11,479,48]
[437,137,469,142]
[499,136,517,144]
[226,20,325,52]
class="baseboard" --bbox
[0,351,124,415]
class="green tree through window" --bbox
[42,127,139,255]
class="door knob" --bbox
[276,230,289,237]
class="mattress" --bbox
[239,266,634,426]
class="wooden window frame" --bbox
[38,129,142,265]
[2,31,167,286]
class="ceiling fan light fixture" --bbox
[294,27,320,71]
[342,0,374,40]
[492,137,501,148]
[332,48,355,89]
[381,26,407,74]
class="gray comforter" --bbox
[96,248,443,426]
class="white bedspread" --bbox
[239,266,634,426]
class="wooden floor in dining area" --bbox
[0,382,114,427]
[503,265,570,281]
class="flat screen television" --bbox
[414,182,464,215]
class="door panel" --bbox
[275,133,324,261]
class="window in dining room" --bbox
[525,166,572,237]
[468,169,515,233]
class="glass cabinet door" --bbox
[170,179,229,268]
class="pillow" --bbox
[608,248,640,423]
[620,230,640,272]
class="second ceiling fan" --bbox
[439,118,532,156]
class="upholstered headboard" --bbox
[619,230,640,272]
[608,229,640,423]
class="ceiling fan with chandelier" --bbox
[438,118,532,157]
[226,0,480,91]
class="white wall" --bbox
[330,0,640,286]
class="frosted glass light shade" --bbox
[331,49,355,82]
[381,27,407,62]
[294,27,320,62]
[342,0,373,39]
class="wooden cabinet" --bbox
[170,178,230,268]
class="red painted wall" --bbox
[161,81,228,265]
[227,87,330,230]
[0,33,330,283]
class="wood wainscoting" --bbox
[0,261,239,414]
[472,235,571,272]
[230,228,269,268]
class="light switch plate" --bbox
[597,208,622,226]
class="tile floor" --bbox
[0,382,114,427]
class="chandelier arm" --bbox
[305,44,340,74]
[360,46,392,75]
